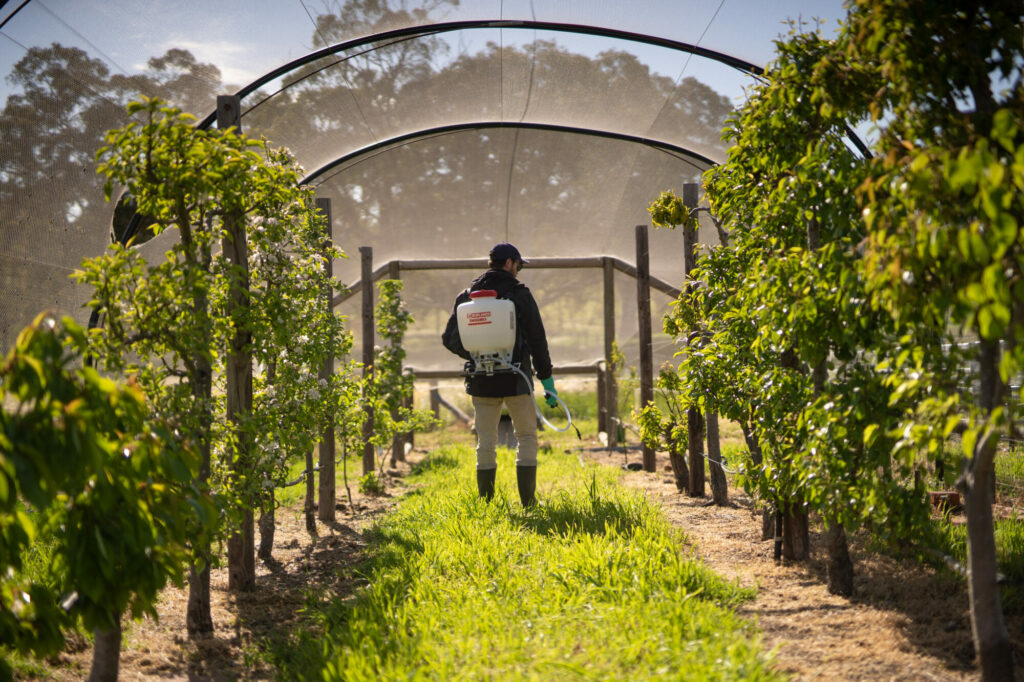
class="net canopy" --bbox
[0,0,855,372]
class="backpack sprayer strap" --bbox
[465,352,519,377]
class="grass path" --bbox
[266,444,781,681]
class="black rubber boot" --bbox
[477,467,497,501]
[516,465,537,508]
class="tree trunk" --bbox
[669,451,689,495]
[687,406,705,497]
[88,615,121,682]
[223,208,255,593]
[804,244,855,590]
[389,401,402,467]
[186,561,212,636]
[825,524,854,596]
[666,423,689,491]
[186,355,214,636]
[318,198,337,520]
[778,347,810,561]
[742,422,762,466]
[960,338,1014,681]
[782,501,810,561]
[259,361,277,561]
[227,510,255,592]
[706,410,728,505]
[743,423,775,541]
[305,447,317,538]
[762,507,775,542]
[258,490,275,561]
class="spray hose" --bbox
[487,358,581,440]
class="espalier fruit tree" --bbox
[649,2,1022,676]
[77,97,351,635]
[0,313,213,681]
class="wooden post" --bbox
[219,95,256,592]
[682,183,705,497]
[603,256,618,450]
[317,198,336,521]
[387,260,408,464]
[360,246,375,476]
[636,225,655,472]
[596,363,607,435]
[429,384,441,419]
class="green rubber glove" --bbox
[541,376,558,408]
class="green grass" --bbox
[546,387,597,421]
[922,514,1024,612]
[266,444,780,681]
[996,446,1024,500]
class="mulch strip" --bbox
[581,445,1024,681]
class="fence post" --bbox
[636,225,656,472]
[429,384,441,419]
[360,246,375,476]
[317,198,336,521]
[603,256,618,449]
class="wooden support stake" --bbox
[682,183,705,497]
[219,95,256,592]
[636,225,655,472]
[603,256,618,450]
[387,260,407,464]
[317,198,336,521]
[360,246,375,476]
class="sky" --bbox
[0,0,851,99]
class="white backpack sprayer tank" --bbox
[456,289,580,438]
[456,290,517,374]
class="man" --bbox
[442,242,557,507]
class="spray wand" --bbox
[496,360,581,440]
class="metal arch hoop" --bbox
[191,18,870,159]
[120,19,867,247]
[196,19,770,131]
[300,121,717,187]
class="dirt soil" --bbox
[584,445,1024,682]
[41,443,1023,681]
[45,475,406,681]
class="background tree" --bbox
[0,45,221,348]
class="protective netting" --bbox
[0,0,849,361]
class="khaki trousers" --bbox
[472,393,538,470]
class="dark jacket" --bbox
[441,268,553,397]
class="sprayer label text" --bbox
[467,311,492,326]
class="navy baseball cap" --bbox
[489,242,529,265]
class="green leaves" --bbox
[647,190,689,229]
[1,313,212,656]
[361,280,440,453]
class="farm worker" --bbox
[441,242,557,507]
